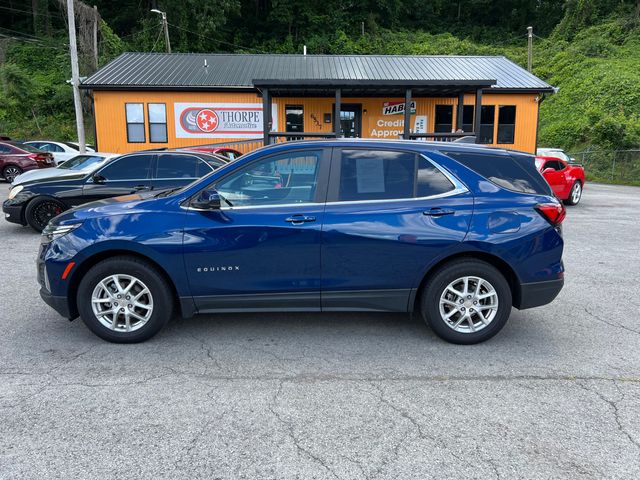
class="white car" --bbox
[536,148,575,163]
[12,153,116,185]
[24,141,96,165]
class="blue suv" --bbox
[37,140,565,344]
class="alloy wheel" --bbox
[571,183,582,204]
[91,274,154,332]
[439,276,499,333]
[32,201,63,230]
[4,167,21,183]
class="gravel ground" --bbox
[1,181,639,479]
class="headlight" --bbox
[41,222,83,243]
[8,185,23,200]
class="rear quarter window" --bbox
[445,151,552,195]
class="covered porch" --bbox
[254,79,496,146]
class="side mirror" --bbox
[92,173,106,184]
[542,168,555,175]
[191,190,221,210]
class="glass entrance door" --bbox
[338,104,362,138]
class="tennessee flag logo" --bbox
[196,109,219,132]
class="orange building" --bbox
[81,53,554,154]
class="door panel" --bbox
[321,148,474,311]
[182,148,331,312]
[82,154,154,202]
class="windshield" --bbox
[59,155,106,170]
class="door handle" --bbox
[133,185,150,191]
[423,207,455,217]
[285,215,316,225]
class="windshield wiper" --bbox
[155,187,182,198]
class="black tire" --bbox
[77,256,174,343]
[420,259,512,345]
[24,196,67,232]
[564,181,582,206]
[3,165,22,183]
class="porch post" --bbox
[456,91,465,131]
[403,88,412,139]
[334,88,341,137]
[474,87,483,144]
[262,88,271,146]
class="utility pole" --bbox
[527,26,533,72]
[66,0,86,153]
[92,5,98,69]
[151,9,171,53]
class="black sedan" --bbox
[3,150,227,232]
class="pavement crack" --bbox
[269,379,341,479]
[582,306,640,335]
[578,380,640,452]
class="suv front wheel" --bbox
[421,259,512,344]
[77,256,174,343]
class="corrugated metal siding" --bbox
[95,91,538,154]
[84,53,552,91]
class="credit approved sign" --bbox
[174,103,278,138]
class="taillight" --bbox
[535,203,566,226]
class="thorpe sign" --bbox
[174,103,278,139]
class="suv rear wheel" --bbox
[77,256,174,343]
[421,259,512,344]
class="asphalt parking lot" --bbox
[1,182,639,479]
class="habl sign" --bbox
[174,103,278,138]
[382,101,416,116]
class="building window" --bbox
[479,105,495,144]
[497,105,516,144]
[125,103,145,143]
[434,105,453,133]
[148,103,167,143]
[462,105,474,132]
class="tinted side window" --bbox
[0,144,12,153]
[215,150,322,207]
[99,154,153,180]
[338,149,415,201]
[156,154,203,178]
[417,157,455,197]
[446,151,552,195]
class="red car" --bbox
[182,146,242,161]
[0,141,55,183]
[535,156,585,205]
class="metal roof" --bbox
[81,53,553,93]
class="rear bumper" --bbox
[2,202,25,225]
[515,278,564,310]
[39,287,72,318]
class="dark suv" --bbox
[36,140,565,344]
[3,150,227,232]
[0,141,54,183]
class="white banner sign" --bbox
[174,102,278,139]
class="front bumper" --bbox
[515,278,564,309]
[39,287,72,318]
[2,201,25,225]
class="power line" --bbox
[166,22,267,53]
[0,4,65,19]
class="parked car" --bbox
[35,140,565,345]
[0,141,55,183]
[535,156,586,205]
[24,141,96,165]
[3,150,227,232]
[183,145,242,161]
[536,148,575,163]
[13,153,117,185]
